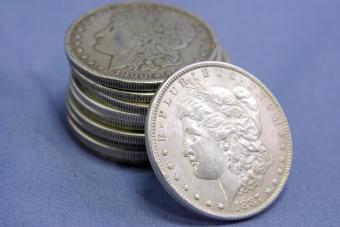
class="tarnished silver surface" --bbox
[66,97,145,145]
[146,61,292,220]
[218,46,229,62]
[67,115,148,164]
[70,78,145,123]
[68,88,144,131]
[71,45,227,110]
[72,67,154,103]
[75,78,149,115]
[65,3,218,91]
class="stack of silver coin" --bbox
[64,3,229,164]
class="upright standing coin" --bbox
[145,61,292,220]
[65,3,218,91]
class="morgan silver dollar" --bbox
[146,61,292,220]
[65,3,218,91]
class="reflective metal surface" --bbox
[146,61,292,220]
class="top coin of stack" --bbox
[64,3,229,164]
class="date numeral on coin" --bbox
[233,193,261,211]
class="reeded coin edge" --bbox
[68,90,145,132]
[65,2,218,87]
[66,98,145,144]
[69,78,145,123]
[75,77,149,115]
[145,61,292,220]
[71,67,155,103]
[67,114,148,163]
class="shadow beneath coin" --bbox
[140,173,228,225]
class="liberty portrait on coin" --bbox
[93,8,195,71]
[177,83,273,204]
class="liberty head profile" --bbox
[177,82,273,204]
[93,8,195,71]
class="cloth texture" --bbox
[0,0,339,226]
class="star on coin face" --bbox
[146,61,292,220]
[217,203,224,210]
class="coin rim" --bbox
[69,78,145,123]
[66,98,145,145]
[68,90,145,131]
[67,114,148,163]
[145,61,293,220]
[71,67,155,103]
[75,78,149,115]
[65,2,218,88]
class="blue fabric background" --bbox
[1,0,339,226]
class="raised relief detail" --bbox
[177,82,273,204]
[93,9,195,71]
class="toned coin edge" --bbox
[75,77,149,115]
[65,2,218,90]
[71,47,227,114]
[145,61,292,220]
[69,78,145,124]
[67,114,148,163]
[67,109,146,151]
[72,67,154,103]
[67,90,145,131]
[66,98,145,145]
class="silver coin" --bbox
[221,51,229,62]
[72,67,154,103]
[209,45,226,62]
[208,44,220,61]
[211,45,229,63]
[65,3,218,91]
[67,115,148,164]
[72,47,225,115]
[67,109,145,151]
[74,78,149,115]
[70,78,145,124]
[217,46,230,62]
[68,87,144,132]
[66,97,145,145]
[146,61,292,220]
